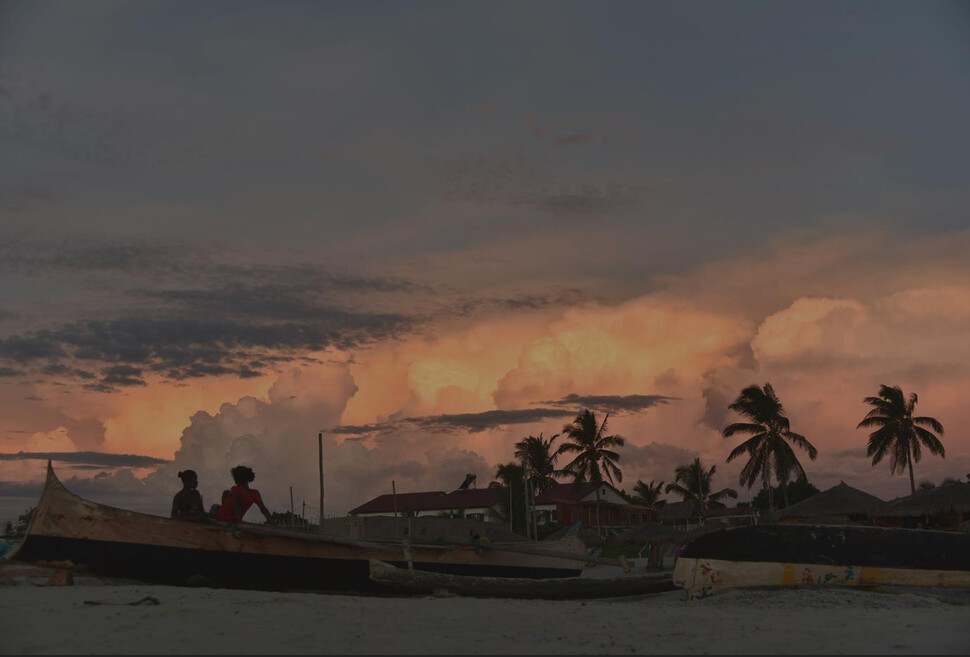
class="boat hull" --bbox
[11,464,586,591]
[672,524,970,599]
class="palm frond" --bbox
[913,416,944,435]
[913,426,945,457]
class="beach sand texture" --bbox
[1,581,968,655]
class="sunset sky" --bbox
[2,1,969,525]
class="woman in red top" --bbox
[213,465,273,524]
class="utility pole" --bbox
[523,470,531,539]
[508,484,513,533]
[318,432,325,534]
[289,486,294,515]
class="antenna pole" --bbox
[318,432,325,534]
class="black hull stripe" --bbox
[679,525,970,571]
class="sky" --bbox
[1,0,969,524]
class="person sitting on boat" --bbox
[171,470,206,521]
[213,465,273,525]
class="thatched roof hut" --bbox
[778,482,886,521]
[879,481,970,518]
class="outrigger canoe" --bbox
[10,463,588,591]
[673,524,970,599]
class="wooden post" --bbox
[289,486,294,515]
[392,480,399,518]
[318,432,325,534]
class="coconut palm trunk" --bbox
[594,485,602,535]
[907,449,916,496]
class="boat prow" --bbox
[673,524,970,599]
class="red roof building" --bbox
[534,482,651,528]
[349,488,503,522]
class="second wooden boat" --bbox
[673,524,970,599]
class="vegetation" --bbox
[631,479,666,519]
[514,432,561,494]
[515,432,561,539]
[664,458,737,522]
[557,410,625,533]
[488,462,529,535]
[750,478,820,512]
[858,384,945,495]
[723,382,817,518]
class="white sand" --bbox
[1,581,968,655]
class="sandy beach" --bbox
[2,578,968,655]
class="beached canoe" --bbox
[10,463,588,591]
[368,560,674,599]
[672,524,970,599]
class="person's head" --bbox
[178,470,198,489]
[231,465,255,487]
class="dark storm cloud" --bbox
[0,367,22,377]
[0,234,423,386]
[0,450,169,467]
[332,407,579,436]
[0,232,422,295]
[540,393,675,414]
[0,312,414,390]
[332,394,671,436]
[452,288,586,316]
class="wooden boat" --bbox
[673,524,970,599]
[10,463,589,591]
[368,559,674,599]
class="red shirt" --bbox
[217,485,263,522]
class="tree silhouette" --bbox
[632,479,666,519]
[514,432,560,539]
[723,382,817,518]
[664,458,737,523]
[557,410,625,533]
[489,462,528,535]
[858,384,945,495]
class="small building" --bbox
[778,481,886,526]
[874,481,970,530]
[534,482,651,528]
[348,488,504,522]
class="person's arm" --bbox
[255,492,272,523]
[171,494,181,519]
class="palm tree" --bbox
[722,383,818,518]
[857,384,945,495]
[632,479,665,521]
[557,409,625,533]
[514,432,561,494]
[514,432,560,540]
[489,462,527,535]
[664,458,737,523]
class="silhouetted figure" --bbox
[210,465,273,524]
[171,470,205,521]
